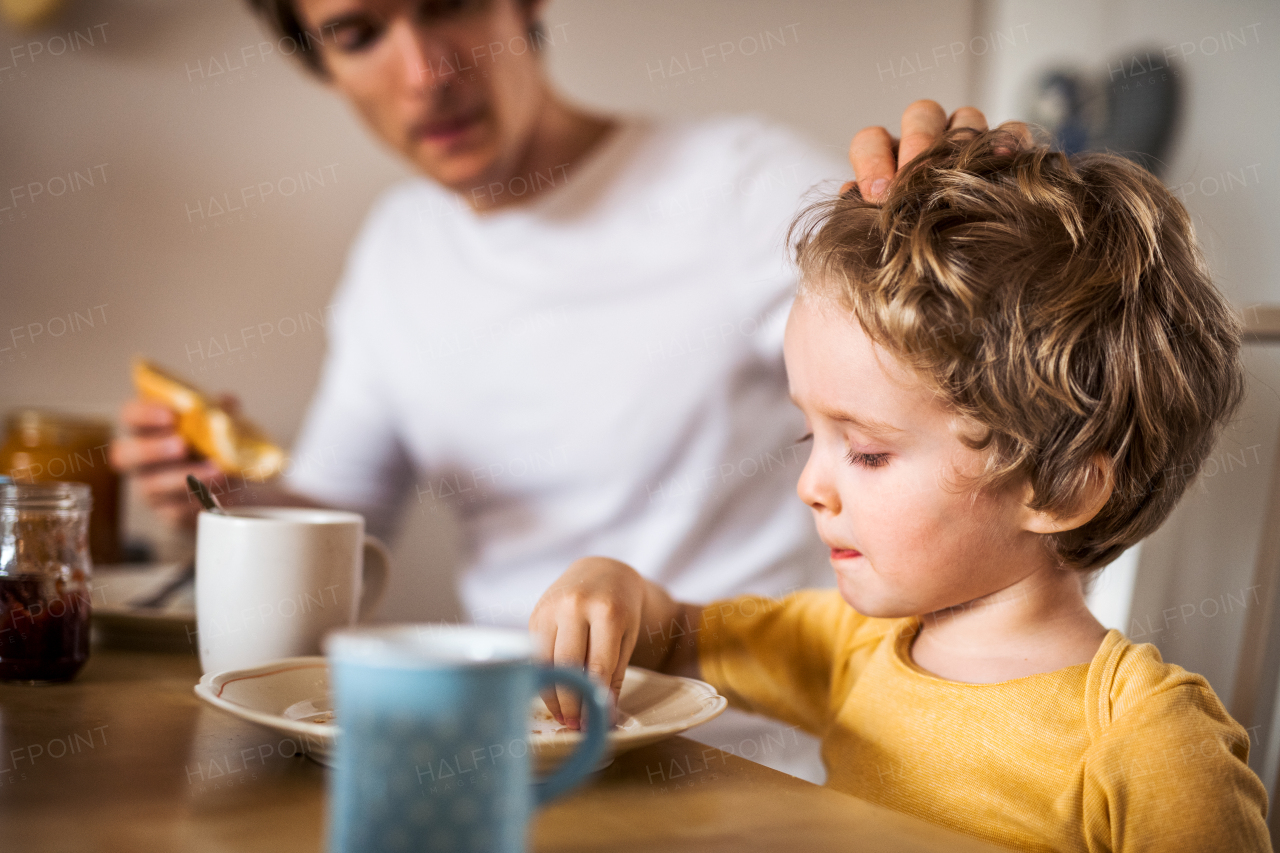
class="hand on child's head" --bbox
[844,101,1032,202]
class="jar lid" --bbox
[0,481,92,512]
[4,409,114,448]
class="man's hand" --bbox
[529,556,697,729]
[109,395,230,529]
[846,100,1029,201]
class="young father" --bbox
[112,0,996,780]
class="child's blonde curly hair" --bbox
[789,125,1245,570]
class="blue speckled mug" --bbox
[325,624,609,853]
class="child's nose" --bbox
[796,450,840,515]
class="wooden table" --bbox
[0,647,1006,852]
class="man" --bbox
[111,0,993,780]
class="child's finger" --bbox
[584,619,623,691]
[552,620,589,728]
[584,618,629,725]
[610,628,640,722]
[531,620,565,724]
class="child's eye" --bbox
[796,432,813,444]
[845,449,889,469]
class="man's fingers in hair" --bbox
[898,99,948,169]
[993,120,1034,155]
[946,106,988,132]
[848,125,897,202]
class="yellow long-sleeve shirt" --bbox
[696,589,1270,852]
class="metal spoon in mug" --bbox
[186,474,225,514]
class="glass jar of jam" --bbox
[0,410,121,564]
[0,481,93,683]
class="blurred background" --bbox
[2,0,1278,795]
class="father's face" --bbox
[296,0,546,194]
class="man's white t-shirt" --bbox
[287,115,844,626]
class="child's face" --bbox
[783,296,1047,619]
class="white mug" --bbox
[195,507,390,674]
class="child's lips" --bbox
[830,548,862,560]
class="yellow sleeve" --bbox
[1082,658,1270,852]
[696,589,881,736]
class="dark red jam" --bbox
[0,574,91,682]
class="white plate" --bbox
[194,656,727,772]
[92,562,195,616]
[90,563,197,651]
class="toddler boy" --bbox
[530,127,1270,851]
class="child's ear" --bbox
[1020,454,1114,535]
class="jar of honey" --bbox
[0,410,121,565]
[0,481,93,682]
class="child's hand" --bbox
[530,556,690,729]
[530,556,646,728]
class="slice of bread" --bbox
[132,358,285,481]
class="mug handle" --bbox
[357,536,391,621]
[532,667,610,806]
